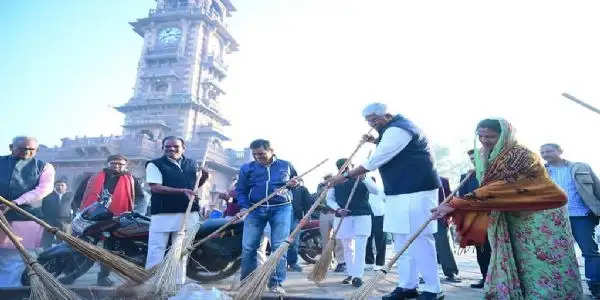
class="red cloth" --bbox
[80,171,134,215]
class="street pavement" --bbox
[66,244,593,299]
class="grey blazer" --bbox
[570,161,600,216]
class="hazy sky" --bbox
[3,1,600,189]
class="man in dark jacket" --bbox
[287,179,312,272]
[327,158,379,288]
[434,176,460,283]
[329,103,443,300]
[41,180,73,249]
[236,139,298,295]
[145,136,209,286]
[0,136,55,286]
[458,149,485,289]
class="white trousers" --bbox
[0,248,25,287]
[341,235,368,278]
[336,215,371,278]
[393,233,441,293]
[145,231,188,284]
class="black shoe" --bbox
[470,279,485,289]
[444,275,462,283]
[382,287,419,300]
[417,291,444,300]
[97,276,114,287]
[342,276,353,284]
[589,281,600,299]
[352,277,363,288]
[334,263,346,273]
[288,264,303,272]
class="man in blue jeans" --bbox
[541,143,600,299]
[236,139,298,295]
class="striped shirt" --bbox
[547,163,590,217]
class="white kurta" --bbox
[368,192,386,217]
[361,122,441,293]
[383,189,438,235]
[145,160,198,284]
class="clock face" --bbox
[158,27,182,45]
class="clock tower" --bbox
[38,0,251,210]
[117,0,238,143]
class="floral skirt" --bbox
[485,208,583,299]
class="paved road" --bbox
[66,244,593,299]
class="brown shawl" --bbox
[449,144,567,247]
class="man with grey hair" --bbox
[329,103,443,299]
[0,136,55,286]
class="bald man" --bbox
[0,136,55,286]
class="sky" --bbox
[3,1,600,191]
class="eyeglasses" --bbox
[109,162,126,166]
[18,147,37,151]
[365,116,382,125]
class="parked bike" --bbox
[21,200,243,285]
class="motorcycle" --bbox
[298,218,322,264]
[21,195,243,285]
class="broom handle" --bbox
[562,93,600,116]
[183,158,329,255]
[380,170,475,273]
[330,150,372,237]
[0,215,38,267]
[0,196,56,233]
[286,131,372,243]
[330,177,361,238]
[178,162,207,233]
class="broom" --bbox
[143,164,207,298]
[350,171,475,300]
[309,149,372,282]
[123,159,329,298]
[235,134,370,300]
[0,196,149,283]
[181,158,329,257]
[0,214,81,300]
[308,176,360,282]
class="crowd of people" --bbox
[0,101,599,300]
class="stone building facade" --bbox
[38,0,250,209]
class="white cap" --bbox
[362,102,387,118]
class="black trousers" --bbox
[434,220,458,277]
[365,215,386,266]
[98,239,116,278]
[476,237,491,279]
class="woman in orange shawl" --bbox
[432,118,582,299]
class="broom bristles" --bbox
[349,269,386,300]
[0,213,79,300]
[27,260,81,300]
[307,237,335,282]
[235,242,290,300]
[27,269,50,300]
[148,231,185,297]
[0,196,149,283]
[54,231,149,283]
